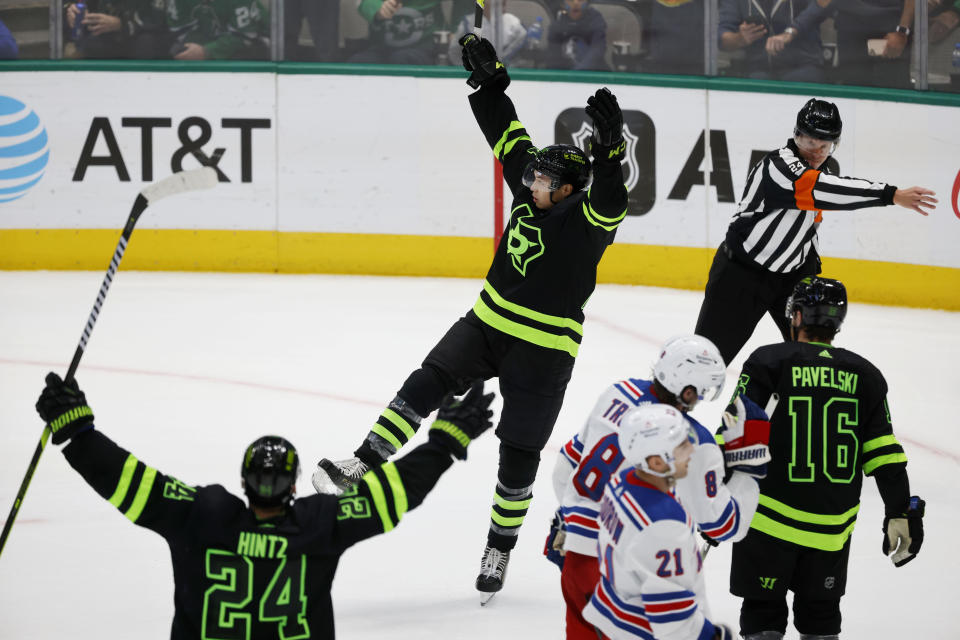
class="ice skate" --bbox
[476,545,510,606]
[311,457,368,495]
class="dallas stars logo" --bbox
[506,206,544,276]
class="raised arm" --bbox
[37,373,198,538]
[332,381,495,549]
[460,35,537,195]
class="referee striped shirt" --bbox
[726,139,897,273]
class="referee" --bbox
[695,98,937,364]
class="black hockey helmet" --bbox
[785,276,848,332]
[794,98,842,142]
[241,435,300,507]
[521,144,592,192]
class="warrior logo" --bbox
[555,107,655,216]
[506,206,544,276]
[824,576,836,589]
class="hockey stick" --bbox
[473,0,485,35]
[0,167,218,559]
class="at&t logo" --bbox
[0,96,49,203]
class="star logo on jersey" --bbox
[506,206,544,276]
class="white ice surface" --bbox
[0,271,956,639]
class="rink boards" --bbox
[1,69,958,309]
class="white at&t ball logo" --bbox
[0,95,49,203]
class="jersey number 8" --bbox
[574,434,625,501]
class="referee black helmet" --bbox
[795,98,842,142]
[785,276,848,333]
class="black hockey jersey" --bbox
[467,86,628,358]
[62,430,456,639]
[736,341,908,551]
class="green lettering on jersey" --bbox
[162,477,197,501]
[790,366,858,394]
[237,532,288,559]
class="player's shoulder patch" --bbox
[614,377,652,406]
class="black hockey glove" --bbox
[36,372,95,445]
[585,87,624,161]
[459,34,511,92]
[712,623,735,640]
[882,495,925,567]
[542,508,566,571]
[429,380,494,459]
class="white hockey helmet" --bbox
[653,335,726,409]
[618,404,694,478]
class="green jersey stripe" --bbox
[363,472,396,533]
[108,454,139,507]
[758,494,860,525]
[751,512,857,551]
[863,452,908,475]
[493,121,525,160]
[473,297,580,357]
[124,466,157,523]
[862,434,901,453]
[381,462,408,520]
[482,280,584,334]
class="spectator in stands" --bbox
[285,0,340,61]
[0,18,18,59]
[719,0,831,82]
[928,0,959,44]
[824,0,914,89]
[347,0,446,64]
[64,0,131,58]
[545,0,608,70]
[645,0,704,76]
[127,0,270,60]
[448,0,527,65]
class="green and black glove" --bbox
[585,87,624,162]
[36,372,95,445]
[429,380,495,459]
[459,34,511,92]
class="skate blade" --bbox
[311,468,344,496]
[479,591,497,607]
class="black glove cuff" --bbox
[591,138,626,163]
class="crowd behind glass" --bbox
[1,0,958,93]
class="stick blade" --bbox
[140,167,218,205]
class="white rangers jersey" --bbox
[582,470,718,640]
[552,377,759,557]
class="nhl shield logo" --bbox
[555,108,655,216]
[506,205,544,276]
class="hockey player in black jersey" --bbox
[35,372,494,640]
[695,98,937,365]
[311,35,628,600]
[726,276,925,640]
